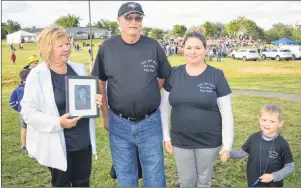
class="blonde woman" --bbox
[21,25,102,187]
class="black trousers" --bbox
[48,145,92,187]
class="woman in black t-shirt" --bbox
[160,31,234,187]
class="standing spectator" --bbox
[92,2,171,187]
[213,47,217,57]
[10,44,15,51]
[74,43,77,52]
[208,48,214,62]
[23,55,39,70]
[217,48,222,62]
[9,69,31,151]
[88,47,92,58]
[11,51,16,64]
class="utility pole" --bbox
[88,0,93,72]
[295,20,301,42]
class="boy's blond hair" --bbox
[37,25,70,66]
[260,104,283,121]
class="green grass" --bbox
[2,40,301,94]
[168,55,301,94]
[2,88,301,187]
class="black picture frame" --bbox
[65,76,99,118]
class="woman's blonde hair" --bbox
[37,25,70,66]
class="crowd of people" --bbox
[8,1,295,187]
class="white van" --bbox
[279,45,301,60]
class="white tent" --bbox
[6,30,37,44]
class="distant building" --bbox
[6,30,37,44]
[29,28,44,35]
[29,27,111,39]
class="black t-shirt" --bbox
[163,64,231,149]
[242,131,294,187]
[92,35,171,117]
[50,64,90,152]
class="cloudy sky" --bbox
[2,1,301,30]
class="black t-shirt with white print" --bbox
[92,35,171,118]
[242,131,294,187]
[163,64,231,149]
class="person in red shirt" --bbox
[11,52,16,64]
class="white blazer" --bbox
[21,61,97,171]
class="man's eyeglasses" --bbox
[124,14,143,22]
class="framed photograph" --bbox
[65,76,99,118]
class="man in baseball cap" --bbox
[23,55,39,70]
[92,1,171,187]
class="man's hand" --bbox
[164,140,173,154]
[260,174,274,183]
[60,113,82,128]
[219,146,230,163]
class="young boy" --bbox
[9,69,30,151]
[230,104,294,187]
[11,51,16,64]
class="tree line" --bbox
[2,14,301,44]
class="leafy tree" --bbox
[292,27,301,44]
[23,27,31,32]
[142,27,152,36]
[215,22,225,37]
[172,24,187,37]
[264,23,294,43]
[1,23,8,39]
[264,29,279,43]
[2,19,21,34]
[55,14,81,27]
[149,28,164,40]
[254,26,265,40]
[201,21,217,37]
[94,21,103,29]
[226,17,259,39]
[100,19,119,35]
[163,30,173,40]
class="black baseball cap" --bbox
[118,2,145,17]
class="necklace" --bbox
[252,132,275,187]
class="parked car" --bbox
[278,45,301,60]
[232,49,259,61]
[261,49,293,61]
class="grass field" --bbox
[2,40,301,94]
[1,39,301,187]
[2,89,301,187]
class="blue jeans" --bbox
[108,109,166,187]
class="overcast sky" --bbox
[2,1,301,31]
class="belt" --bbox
[110,108,156,122]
